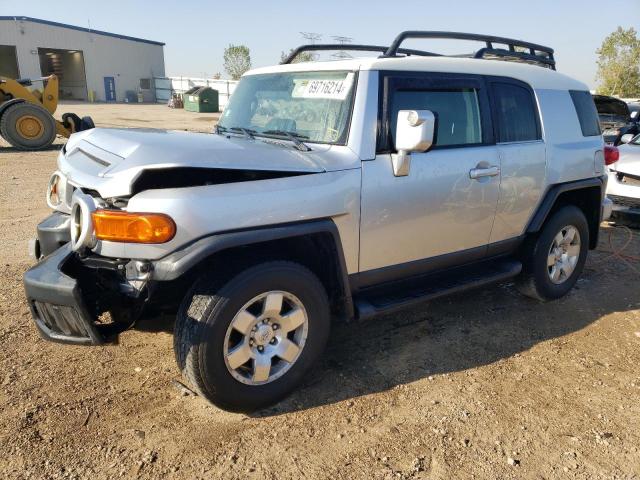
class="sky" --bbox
[2,0,638,88]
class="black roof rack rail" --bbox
[382,31,555,70]
[282,44,440,64]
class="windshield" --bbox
[218,71,356,145]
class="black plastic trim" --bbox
[350,235,523,292]
[382,31,555,70]
[36,212,70,258]
[282,44,439,64]
[23,244,104,345]
[152,219,354,318]
[527,177,604,233]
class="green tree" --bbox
[596,27,640,97]
[224,45,251,80]
[280,48,315,64]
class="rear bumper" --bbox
[23,244,105,345]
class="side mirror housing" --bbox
[630,110,639,120]
[620,133,634,144]
[392,110,436,177]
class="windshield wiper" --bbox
[215,125,256,139]
[262,130,311,152]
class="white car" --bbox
[607,133,640,223]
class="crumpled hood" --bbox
[60,128,328,197]
[613,144,640,176]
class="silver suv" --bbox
[24,32,607,412]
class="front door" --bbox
[359,73,500,280]
[103,76,116,102]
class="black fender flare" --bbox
[526,176,605,247]
[0,98,26,118]
[151,218,354,318]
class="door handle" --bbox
[469,165,500,180]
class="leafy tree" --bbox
[280,48,315,64]
[224,45,251,80]
[596,27,640,97]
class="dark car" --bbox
[593,95,640,145]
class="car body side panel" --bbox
[489,140,546,242]
[93,168,362,273]
[536,88,603,185]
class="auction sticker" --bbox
[292,73,354,100]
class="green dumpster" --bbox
[183,86,219,113]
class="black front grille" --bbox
[33,301,92,338]
[609,195,640,209]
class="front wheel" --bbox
[174,261,330,412]
[517,205,589,301]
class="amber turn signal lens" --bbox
[92,210,176,244]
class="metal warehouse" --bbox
[0,16,165,102]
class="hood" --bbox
[613,144,640,176]
[60,128,329,197]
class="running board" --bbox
[355,259,522,321]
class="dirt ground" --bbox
[1,103,639,480]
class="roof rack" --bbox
[384,31,555,70]
[283,31,555,70]
[281,44,439,64]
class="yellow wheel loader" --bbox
[0,74,94,150]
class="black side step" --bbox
[355,259,522,321]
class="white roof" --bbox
[247,56,587,91]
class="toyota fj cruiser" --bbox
[24,32,607,412]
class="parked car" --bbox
[607,133,640,223]
[593,94,640,145]
[24,31,608,412]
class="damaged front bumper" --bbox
[24,244,106,345]
[24,213,149,345]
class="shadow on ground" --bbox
[133,228,639,417]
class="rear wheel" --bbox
[174,261,330,412]
[0,102,56,150]
[517,205,589,301]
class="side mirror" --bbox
[620,133,634,144]
[630,111,639,120]
[392,110,435,177]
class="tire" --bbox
[0,102,57,150]
[174,261,330,412]
[517,205,589,301]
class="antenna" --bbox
[300,32,322,44]
[299,32,322,60]
[331,36,354,59]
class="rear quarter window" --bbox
[569,91,601,137]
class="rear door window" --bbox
[491,82,541,143]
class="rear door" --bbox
[487,78,546,244]
[359,72,500,278]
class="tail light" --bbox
[604,145,619,166]
[92,210,176,244]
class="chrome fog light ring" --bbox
[46,172,63,209]
[69,192,97,251]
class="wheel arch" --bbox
[526,177,605,249]
[152,219,354,320]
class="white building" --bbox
[0,16,165,102]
